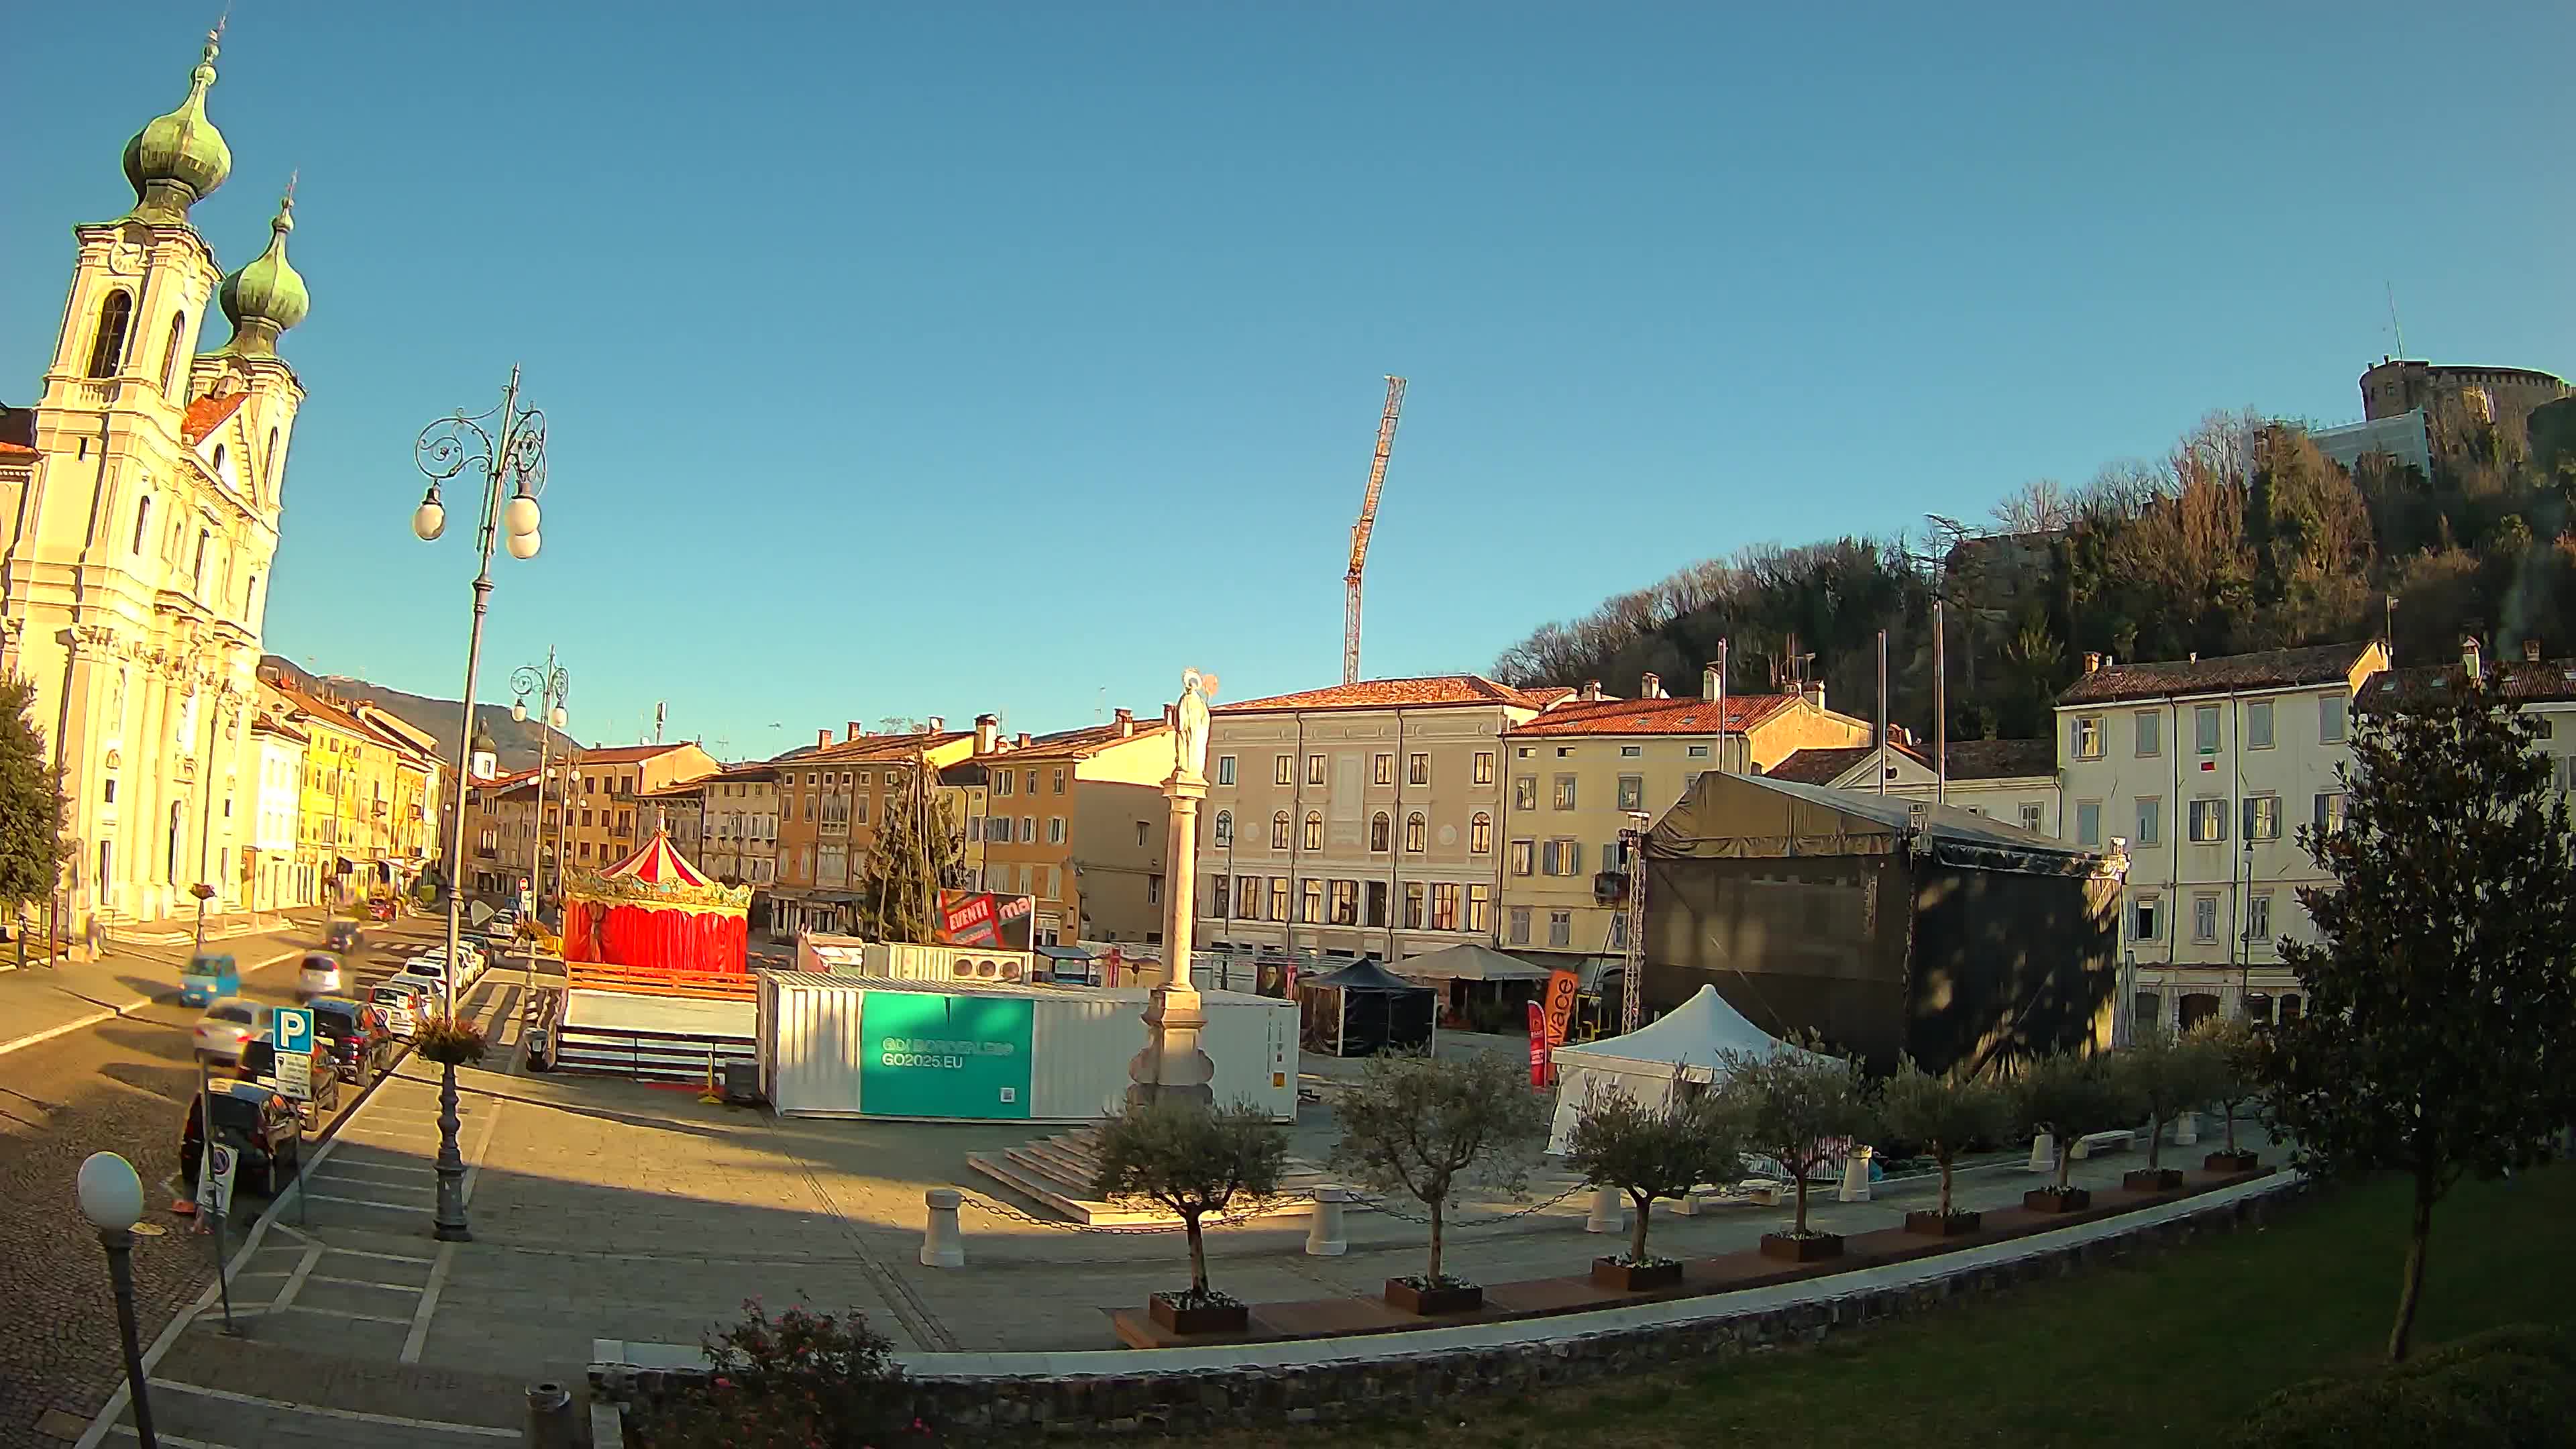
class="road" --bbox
[0,916,462,1449]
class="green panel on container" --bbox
[858,991,1035,1120]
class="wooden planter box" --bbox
[1758,1232,1845,1263]
[2123,1167,2185,1192]
[2024,1187,2092,1213]
[1904,1209,1983,1237]
[1383,1279,1483,1316]
[1590,1256,1684,1292]
[2204,1150,2261,1174]
[1147,1293,1248,1336]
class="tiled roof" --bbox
[0,441,38,462]
[1943,738,2057,780]
[2360,657,2576,711]
[707,762,780,782]
[2056,642,2376,706]
[992,718,1173,761]
[1217,676,1560,714]
[573,742,700,765]
[180,392,246,446]
[1506,694,1797,738]
[800,731,970,765]
[250,710,308,743]
[1764,744,1900,784]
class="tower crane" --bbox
[1343,375,1408,685]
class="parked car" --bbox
[182,1079,302,1199]
[394,958,451,1000]
[522,989,561,1072]
[244,1045,341,1126]
[193,998,274,1065]
[295,951,344,1000]
[323,920,363,954]
[308,995,392,1082]
[368,980,427,1039]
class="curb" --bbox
[0,947,307,1062]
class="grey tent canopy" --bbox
[1298,957,1437,1057]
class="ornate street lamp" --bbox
[512,651,570,988]
[76,1152,158,1448]
[411,366,547,1242]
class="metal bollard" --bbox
[1836,1145,1874,1203]
[523,1381,574,1449]
[1585,1184,1625,1234]
[920,1187,965,1268]
[2028,1132,2055,1174]
[1304,1185,1348,1256]
[2174,1110,2199,1146]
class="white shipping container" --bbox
[757,972,1296,1122]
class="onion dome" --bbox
[122,32,231,225]
[217,190,310,358]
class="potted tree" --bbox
[2188,1015,2266,1173]
[2014,1051,2138,1212]
[1092,1099,1289,1336]
[1330,1051,1548,1316]
[1562,1075,1747,1291]
[1876,1057,2008,1236]
[2112,1027,2219,1192]
[1719,1044,1873,1263]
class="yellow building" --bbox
[972,709,1175,947]
[772,722,981,937]
[1497,667,1873,969]
[263,680,441,904]
[557,742,719,873]
[0,34,311,925]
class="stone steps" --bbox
[966,1127,1353,1227]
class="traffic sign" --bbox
[196,1142,236,1218]
[276,1006,315,1057]
[274,1044,313,1102]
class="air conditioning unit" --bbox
[869,941,1031,985]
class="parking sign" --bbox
[276,1006,314,1057]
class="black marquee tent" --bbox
[1297,958,1438,1058]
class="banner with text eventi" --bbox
[859,990,1035,1120]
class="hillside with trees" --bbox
[1494,396,2576,742]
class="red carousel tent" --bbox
[561,826,751,975]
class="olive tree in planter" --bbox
[2112,1027,2223,1192]
[1329,1051,1548,1316]
[1876,1057,2008,1236]
[1091,1099,1289,1336]
[2186,1014,2267,1173]
[2013,1051,2139,1212]
[1562,1075,1748,1290]
[1718,1044,1873,1263]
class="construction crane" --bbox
[1343,375,1408,685]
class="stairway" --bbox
[966,1126,1354,1227]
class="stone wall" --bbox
[598,1177,2311,1439]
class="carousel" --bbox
[561,824,752,976]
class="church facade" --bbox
[0,30,312,926]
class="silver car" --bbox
[193,998,274,1064]
[368,981,427,1039]
[295,951,344,1000]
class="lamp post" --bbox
[512,653,568,990]
[76,1152,158,1449]
[412,366,547,1244]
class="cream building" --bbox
[1193,676,1570,964]
[2055,640,2388,1037]
[695,762,781,892]
[247,705,305,911]
[0,34,310,925]
[1768,737,2061,837]
[1497,667,1874,970]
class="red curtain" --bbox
[562,898,746,975]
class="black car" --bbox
[182,1079,303,1198]
[308,995,392,1083]
[324,920,364,955]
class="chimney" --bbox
[1640,672,1662,699]
[1115,707,1134,737]
[845,720,863,742]
[2461,635,2483,677]
[2082,651,2102,674]
[1701,663,1722,701]
[1579,680,1603,702]
[2522,638,2542,664]
[1016,732,1031,749]
[1803,682,1825,712]
[927,715,945,733]
[816,729,831,749]
[974,713,999,754]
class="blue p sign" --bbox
[276,1006,314,1058]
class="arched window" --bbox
[1470,812,1493,854]
[266,427,280,500]
[166,800,184,881]
[1302,812,1323,851]
[1369,812,1390,852]
[130,495,153,555]
[193,529,209,591]
[1405,811,1427,852]
[1212,810,1232,848]
[211,444,227,479]
[87,290,133,378]
[244,573,258,616]
[1271,811,1291,850]
[160,311,187,394]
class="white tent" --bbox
[1546,983,1827,1153]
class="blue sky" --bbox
[6,3,2570,759]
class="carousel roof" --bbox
[598,828,714,888]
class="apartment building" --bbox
[2055,640,2389,1036]
[2363,635,2576,795]
[771,722,979,936]
[636,780,704,857]
[694,763,782,893]
[1192,676,1567,963]
[557,741,719,873]
[265,681,443,903]
[1497,666,1874,968]
[248,708,307,911]
[973,709,1173,947]
[1769,737,2061,837]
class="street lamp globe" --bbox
[412,496,447,542]
[511,698,528,724]
[76,1152,144,1232]
[506,529,541,561]
[503,492,541,538]
[549,704,567,730]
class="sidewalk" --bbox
[0,918,320,1059]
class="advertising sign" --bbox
[1526,1001,1550,1087]
[936,890,1035,951]
[859,991,1034,1120]
[1540,969,1581,1047]
[196,1142,237,1218]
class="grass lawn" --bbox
[1124,1165,2575,1449]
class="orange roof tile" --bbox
[572,742,701,765]
[799,731,971,765]
[1507,694,1799,738]
[0,441,39,462]
[1217,676,1560,714]
[986,718,1173,762]
[180,392,246,447]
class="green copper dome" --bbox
[217,191,309,358]
[122,33,231,225]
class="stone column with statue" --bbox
[1126,669,1220,1110]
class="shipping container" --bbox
[757,971,1296,1122]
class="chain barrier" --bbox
[955,1179,1592,1234]
[1355,1181,1589,1228]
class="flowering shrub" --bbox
[639,1299,919,1448]
[411,1015,488,1067]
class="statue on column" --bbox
[1174,668,1217,782]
